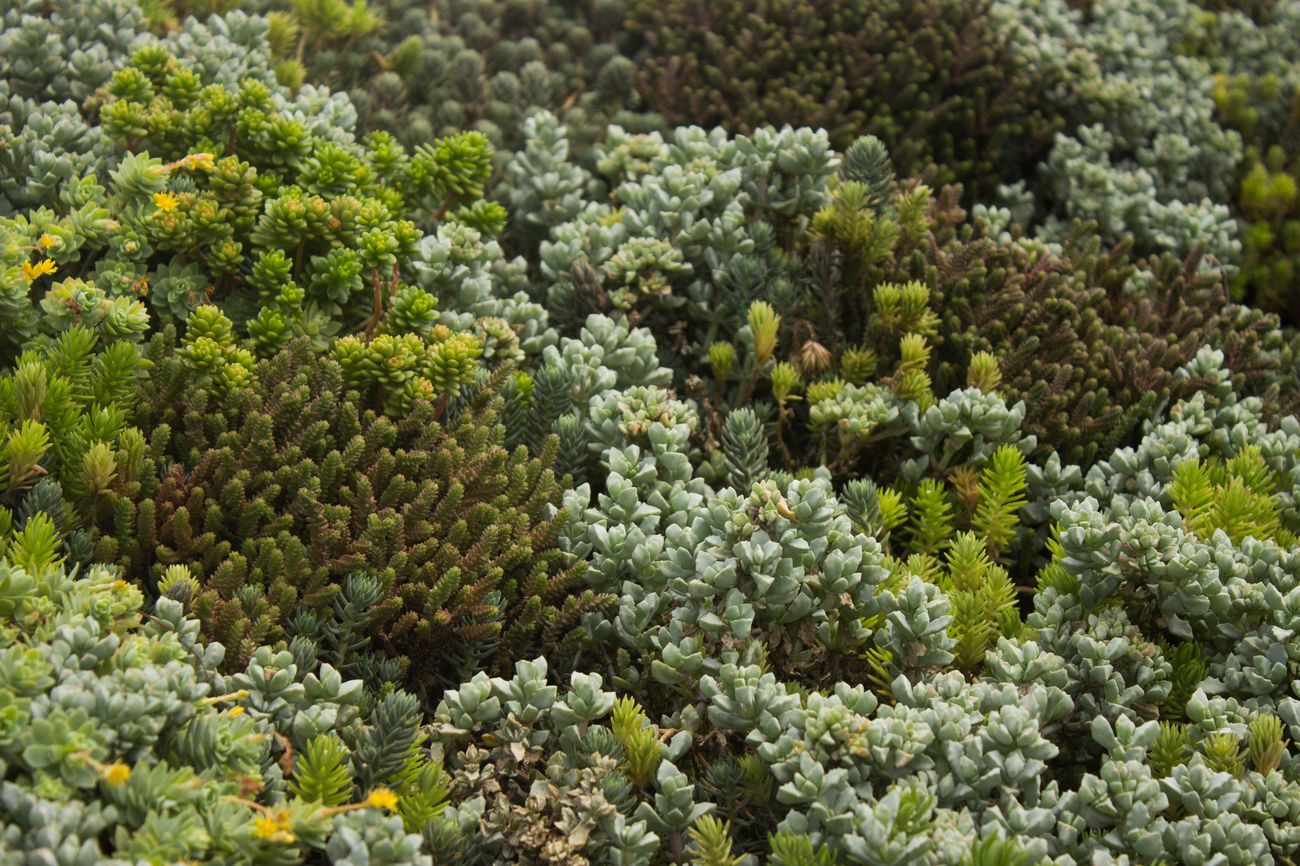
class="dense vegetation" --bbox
[1,0,1299,863]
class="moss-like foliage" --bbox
[627,0,1062,194]
[89,324,605,696]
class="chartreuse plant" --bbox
[1210,59,1300,325]
[332,323,483,417]
[1032,350,1300,739]
[89,313,603,696]
[1228,143,1300,322]
[1168,444,1296,546]
[0,45,496,358]
[849,443,1030,559]
[0,524,438,863]
[883,532,1022,675]
[0,327,148,566]
[0,180,151,360]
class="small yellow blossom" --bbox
[365,788,399,812]
[252,811,296,843]
[153,191,179,212]
[228,706,246,717]
[21,258,57,282]
[101,762,132,786]
[38,233,59,250]
[183,152,216,172]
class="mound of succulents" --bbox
[2,0,1299,863]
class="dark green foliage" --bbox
[1159,640,1208,720]
[841,136,896,215]
[256,0,656,153]
[628,0,1062,194]
[523,361,573,453]
[917,224,1300,462]
[800,169,1300,463]
[1197,0,1283,24]
[841,477,902,540]
[287,571,405,687]
[351,689,421,792]
[1228,142,1300,323]
[90,331,608,695]
[553,411,591,486]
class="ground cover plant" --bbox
[2,0,1300,863]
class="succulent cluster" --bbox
[626,0,1064,196]
[85,319,599,698]
[249,0,656,155]
[0,531,436,864]
[4,0,1300,862]
[2,33,498,362]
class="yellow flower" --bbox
[21,258,57,282]
[183,152,216,172]
[153,191,179,212]
[227,706,246,717]
[38,233,59,250]
[252,811,296,843]
[101,762,132,786]
[365,788,399,812]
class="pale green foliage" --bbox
[0,547,429,862]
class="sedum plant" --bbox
[0,44,496,357]
[627,0,1063,196]
[506,121,1300,478]
[431,656,693,865]
[250,0,656,155]
[0,534,435,864]
[1032,349,1300,730]
[3,3,1300,864]
[0,326,150,573]
[89,315,605,695]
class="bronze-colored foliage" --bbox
[91,334,607,696]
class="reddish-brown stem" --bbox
[365,267,384,340]
[431,192,456,222]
